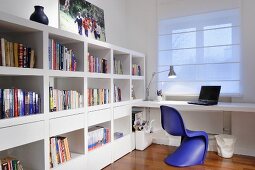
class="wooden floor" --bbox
[104,144,255,170]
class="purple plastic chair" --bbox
[160,105,208,167]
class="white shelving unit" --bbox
[0,11,145,170]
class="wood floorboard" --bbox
[103,144,255,170]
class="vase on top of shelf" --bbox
[30,5,49,25]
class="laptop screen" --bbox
[199,86,221,101]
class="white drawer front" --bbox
[50,113,85,136]
[113,105,130,119]
[0,121,44,151]
[53,154,86,170]
[88,108,111,127]
[113,135,131,161]
[88,144,112,170]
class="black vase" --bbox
[30,6,49,25]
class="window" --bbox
[158,9,240,96]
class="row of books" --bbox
[50,136,71,168]
[132,64,142,76]
[0,89,40,119]
[49,87,83,112]
[48,39,77,71]
[88,88,110,106]
[114,84,122,102]
[0,157,23,170]
[88,53,108,73]
[0,38,35,68]
[88,126,111,151]
[114,59,123,74]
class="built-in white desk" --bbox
[133,100,255,113]
[132,100,255,156]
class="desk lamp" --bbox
[146,65,176,100]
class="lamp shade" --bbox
[168,65,176,78]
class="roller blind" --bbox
[158,9,240,96]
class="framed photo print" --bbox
[59,0,106,42]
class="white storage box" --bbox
[135,130,152,150]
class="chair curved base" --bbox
[164,137,206,167]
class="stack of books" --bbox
[88,126,111,151]
[50,136,71,168]
[114,84,121,102]
[0,157,23,170]
[88,53,107,73]
[132,64,142,76]
[0,89,40,119]
[0,38,35,68]
[49,87,83,112]
[114,58,123,74]
[48,39,77,71]
[87,88,110,106]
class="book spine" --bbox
[24,91,29,115]
[19,89,25,116]
[1,38,5,66]
[27,48,31,68]
[0,39,2,66]
[18,44,23,67]
[48,39,52,69]
[13,43,18,67]
[63,138,71,161]
[0,89,3,119]
[3,89,10,118]
[35,93,39,113]
[9,42,14,67]
[29,92,33,114]
[53,40,56,70]
[14,88,18,117]
[5,40,10,67]
[9,89,14,117]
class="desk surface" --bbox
[133,100,255,112]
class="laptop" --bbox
[188,86,221,106]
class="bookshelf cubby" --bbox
[113,50,130,75]
[48,34,85,72]
[2,140,45,170]
[113,79,131,103]
[0,11,145,170]
[132,79,145,101]
[87,43,111,74]
[132,55,145,77]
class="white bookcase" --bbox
[0,11,145,170]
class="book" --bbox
[14,88,18,117]
[13,43,18,67]
[1,38,5,66]
[5,40,10,67]
[0,89,3,119]
[30,49,35,68]
[3,89,10,118]
[18,44,23,67]
[9,42,14,67]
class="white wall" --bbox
[0,0,127,47]
[151,0,255,156]
[125,0,158,100]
